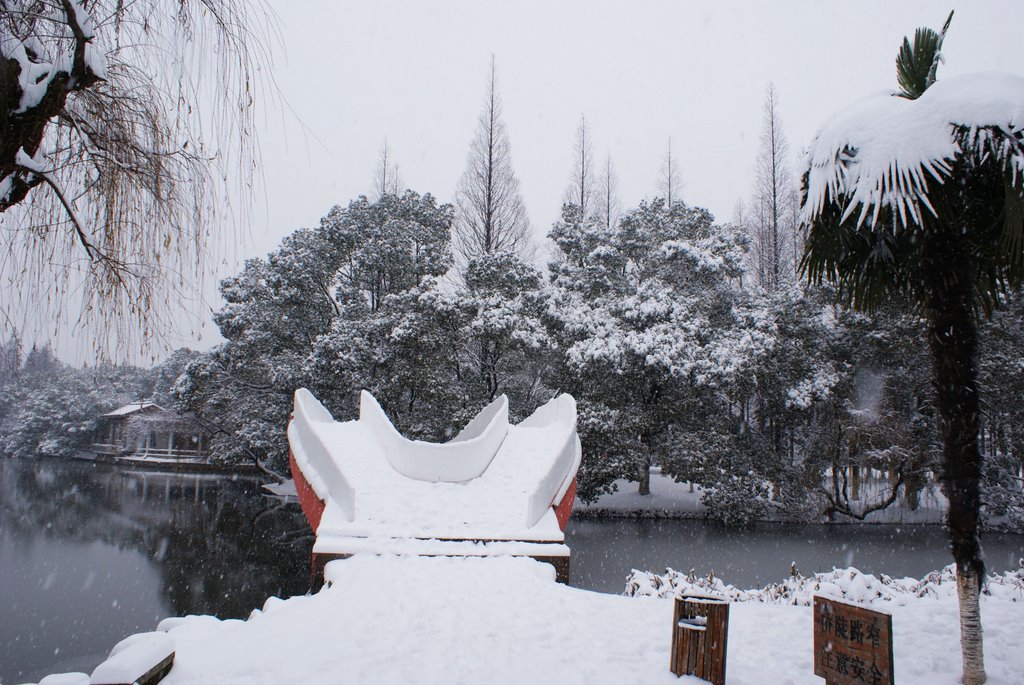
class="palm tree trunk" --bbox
[957,567,986,684]
[923,236,986,685]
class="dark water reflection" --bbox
[566,516,1024,594]
[0,458,313,684]
[2,458,1022,683]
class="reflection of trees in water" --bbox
[0,459,313,618]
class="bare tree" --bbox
[453,56,531,264]
[732,198,748,227]
[564,114,595,217]
[657,137,682,206]
[597,154,620,230]
[750,83,798,290]
[0,0,274,353]
[373,138,402,198]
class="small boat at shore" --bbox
[287,389,581,583]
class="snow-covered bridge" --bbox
[287,389,581,584]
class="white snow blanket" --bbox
[288,390,581,555]
[89,631,173,684]
[78,555,1020,685]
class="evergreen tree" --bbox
[180,191,457,470]
[0,356,151,458]
[547,200,756,503]
[0,335,21,388]
[978,292,1024,532]
[462,252,551,416]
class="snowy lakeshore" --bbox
[575,468,947,525]
[26,554,1024,685]
[261,467,950,525]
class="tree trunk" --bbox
[957,566,986,685]
[907,484,920,511]
[923,234,986,685]
[638,454,652,496]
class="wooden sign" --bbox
[813,595,894,685]
[670,595,729,684]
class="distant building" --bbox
[92,402,210,463]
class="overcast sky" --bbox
[155,0,1024,353]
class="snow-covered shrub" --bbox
[700,474,771,527]
[625,563,1024,606]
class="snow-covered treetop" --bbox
[802,73,1024,230]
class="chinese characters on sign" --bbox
[813,595,894,685]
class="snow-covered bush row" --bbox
[625,563,1024,606]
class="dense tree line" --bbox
[0,341,194,458]
[1,189,1021,532]
[2,47,1020,537]
[159,187,1024,531]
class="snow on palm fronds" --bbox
[625,562,1024,607]
[801,73,1024,233]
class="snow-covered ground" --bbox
[574,468,706,518]
[32,555,1023,685]
[576,467,947,524]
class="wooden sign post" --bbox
[813,595,894,685]
[670,595,729,684]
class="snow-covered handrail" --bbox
[449,394,508,444]
[358,391,509,483]
[290,389,356,522]
[522,395,581,528]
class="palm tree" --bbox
[800,13,1024,685]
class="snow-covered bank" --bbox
[626,563,1024,606]
[32,555,1024,685]
[575,467,947,524]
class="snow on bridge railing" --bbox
[290,389,356,522]
[523,394,581,528]
[358,390,509,483]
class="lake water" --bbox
[1,458,1021,683]
[566,517,1023,593]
